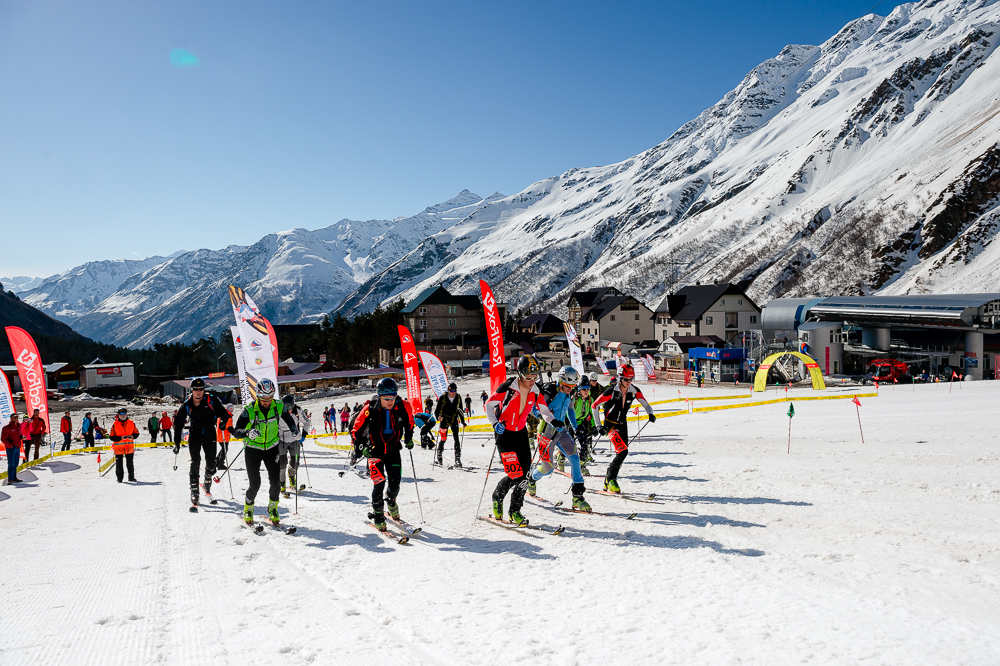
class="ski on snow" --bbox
[367,521,409,544]
[390,516,422,536]
[477,515,565,535]
[529,494,635,520]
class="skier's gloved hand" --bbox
[300,434,306,443]
[599,425,609,436]
[173,444,180,454]
[493,422,505,436]
[648,413,656,423]
[361,445,373,458]
[247,428,260,440]
[405,438,414,449]
[109,435,122,442]
[551,419,564,429]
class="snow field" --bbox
[1,377,999,665]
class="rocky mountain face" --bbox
[18,191,502,347]
[340,0,1000,318]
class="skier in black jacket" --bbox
[434,382,466,467]
[351,378,415,531]
[591,364,655,493]
[173,378,233,506]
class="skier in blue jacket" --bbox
[527,366,591,512]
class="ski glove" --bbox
[173,444,180,454]
[247,428,260,440]
[361,445,373,458]
[493,422,505,436]
[598,425,609,436]
[648,413,656,423]
[109,435,122,442]
[551,419,565,429]
[405,438,414,449]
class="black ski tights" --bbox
[491,428,531,513]
[189,438,217,490]
[369,457,401,515]
[245,446,281,503]
[605,424,629,482]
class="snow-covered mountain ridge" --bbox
[339,0,1000,318]
[17,191,502,347]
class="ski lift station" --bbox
[759,294,1000,381]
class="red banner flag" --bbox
[397,325,423,415]
[5,327,50,435]
[480,280,506,394]
[852,395,861,407]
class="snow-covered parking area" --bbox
[2,378,998,665]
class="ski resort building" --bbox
[566,287,654,350]
[759,294,1000,380]
[652,283,761,344]
[401,286,505,346]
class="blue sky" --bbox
[0,0,909,278]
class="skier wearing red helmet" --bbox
[591,362,655,493]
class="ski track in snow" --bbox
[2,377,1000,665]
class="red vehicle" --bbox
[866,359,910,383]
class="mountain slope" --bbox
[46,191,501,347]
[339,0,1000,317]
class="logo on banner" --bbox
[402,334,412,344]
[483,292,503,368]
[404,352,417,364]
[254,356,263,365]
[249,338,263,351]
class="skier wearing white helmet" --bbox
[528,366,591,512]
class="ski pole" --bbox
[214,444,245,483]
[224,441,235,499]
[301,442,311,488]
[173,448,178,471]
[408,449,425,523]
[473,432,499,526]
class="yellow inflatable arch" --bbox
[753,352,827,392]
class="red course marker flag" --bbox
[853,395,865,444]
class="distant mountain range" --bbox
[8,0,1000,348]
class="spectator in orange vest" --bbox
[159,411,173,443]
[2,413,24,483]
[108,407,140,483]
[60,411,72,451]
[28,408,47,461]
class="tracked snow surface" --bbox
[2,377,999,665]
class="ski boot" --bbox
[243,502,254,525]
[604,478,621,494]
[572,496,592,513]
[370,511,387,531]
[280,482,286,494]
[386,499,400,520]
[202,481,214,503]
[454,456,462,469]
[288,473,296,490]
[267,499,280,525]
[526,477,537,497]
[580,461,590,476]
[435,450,443,466]
[556,452,565,473]
[492,500,504,521]
[508,510,528,527]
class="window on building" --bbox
[802,333,809,342]
[750,315,757,324]
[419,333,426,341]
[635,314,640,321]
[420,319,427,327]
[706,316,713,325]
[610,315,616,321]
[620,300,639,311]
[686,332,691,336]
[663,331,669,341]
[635,328,640,335]
[419,307,426,314]
[720,299,725,305]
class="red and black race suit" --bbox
[351,395,415,460]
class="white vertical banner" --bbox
[0,371,15,430]
[230,326,250,406]
[228,285,280,402]
[418,351,450,398]
[632,359,648,382]
[564,323,585,377]
[596,357,610,375]
[643,354,657,378]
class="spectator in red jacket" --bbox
[60,411,73,451]
[2,413,24,483]
[20,416,32,462]
[159,412,173,443]
[28,408,47,461]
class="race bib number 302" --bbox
[500,451,523,478]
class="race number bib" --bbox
[609,429,627,454]
[368,459,386,484]
[500,451,523,478]
[537,436,551,464]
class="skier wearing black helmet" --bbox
[173,377,233,508]
[591,363,655,493]
[434,381,466,467]
[483,354,557,527]
[350,377,415,532]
